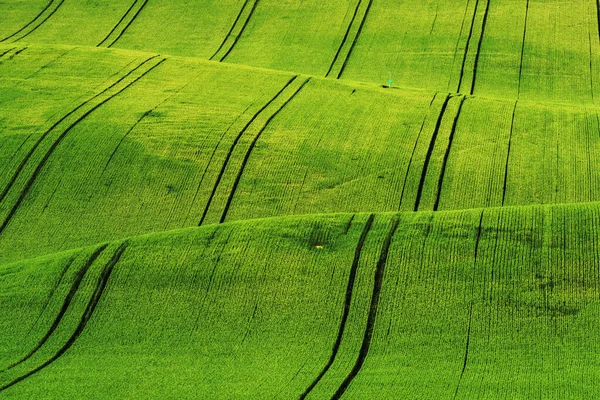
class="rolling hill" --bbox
[1,0,599,398]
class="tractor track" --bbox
[213,0,260,62]
[414,94,451,211]
[1,246,107,372]
[0,0,65,44]
[470,0,490,94]
[502,101,518,206]
[299,214,375,400]
[518,0,530,98]
[219,77,311,223]
[98,0,149,48]
[331,216,400,399]
[453,211,484,399]
[433,95,466,211]
[0,57,166,236]
[328,0,373,79]
[198,75,299,225]
[457,0,480,93]
[399,93,439,210]
[0,243,127,393]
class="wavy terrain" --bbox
[1,1,598,398]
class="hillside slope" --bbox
[1,205,599,398]
[1,0,599,398]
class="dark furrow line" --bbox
[0,243,128,393]
[198,75,298,225]
[0,47,28,65]
[0,58,166,236]
[337,0,373,79]
[2,245,107,372]
[448,0,472,90]
[219,78,311,223]
[220,0,260,62]
[589,30,595,101]
[470,0,490,95]
[0,0,53,42]
[453,211,484,399]
[25,257,75,338]
[398,93,439,210]
[11,0,65,43]
[457,0,480,93]
[596,0,600,42]
[184,101,256,227]
[413,94,451,211]
[107,0,149,47]
[0,55,159,206]
[326,0,363,77]
[517,0,530,98]
[502,101,518,206]
[97,0,141,47]
[299,214,375,400]
[0,47,16,58]
[433,96,466,211]
[343,214,356,235]
[331,216,400,400]
[210,0,251,60]
[100,110,151,179]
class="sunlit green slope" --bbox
[2,0,599,102]
[2,44,600,264]
[1,204,599,398]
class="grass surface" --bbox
[1,0,599,398]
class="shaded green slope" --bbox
[1,203,599,398]
[2,45,600,263]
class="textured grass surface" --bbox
[1,0,599,398]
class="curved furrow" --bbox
[216,0,260,62]
[97,0,149,48]
[0,57,166,236]
[220,77,311,223]
[414,94,451,211]
[0,0,65,44]
[198,75,299,225]
[331,216,400,399]
[433,95,466,211]
[0,243,128,393]
[298,214,375,400]
[1,246,107,372]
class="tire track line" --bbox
[331,216,400,399]
[299,214,375,400]
[198,75,299,225]
[517,0,530,98]
[97,0,149,48]
[219,77,311,223]
[213,0,260,62]
[0,57,166,236]
[413,94,451,211]
[453,211,484,399]
[0,55,159,206]
[0,242,128,393]
[457,0,480,93]
[596,0,600,42]
[433,95,466,211]
[328,0,373,79]
[398,93,438,210]
[1,246,107,373]
[0,0,65,44]
[501,100,518,206]
[469,0,489,95]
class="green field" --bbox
[1,0,599,398]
